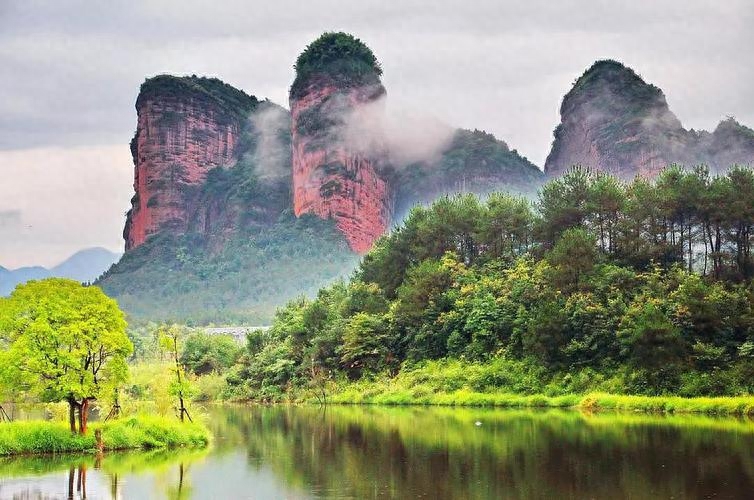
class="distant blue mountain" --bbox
[0,247,121,295]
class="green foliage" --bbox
[394,129,543,219]
[340,313,390,378]
[99,212,358,324]
[291,32,382,98]
[228,166,754,400]
[138,75,258,120]
[180,332,242,376]
[0,279,132,432]
[0,417,209,456]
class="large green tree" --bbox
[0,279,132,434]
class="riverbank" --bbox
[327,387,754,415]
[321,359,754,416]
[0,416,210,456]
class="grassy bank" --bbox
[328,387,754,416]
[323,360,754,416]
[0,416,210,456]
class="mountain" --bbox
[50,247,123,283]
[0,247,121,295]
[290,32,392,253]
[544,60,754,179]
[97,32,544,323]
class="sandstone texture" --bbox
[124,76,257,249]
[289,34,393,253]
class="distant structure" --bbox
[200,326,270,343]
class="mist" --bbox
[247,102,291,182]
[341,94,456,167]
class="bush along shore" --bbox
[316,359,754,416]
[327,385,754,416]
[0,416,210,456]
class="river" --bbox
[1,405,753,499]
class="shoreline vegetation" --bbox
[212,166,754,414]
[325,387,754,416]
[0,416,209,457]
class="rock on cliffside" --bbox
[124,75,258,250]
[289,33,393,254]
[545,60,754,179]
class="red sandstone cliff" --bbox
[124,76,257,250]
[290,83,391,253]
[289,34,393,253]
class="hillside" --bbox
[545,60,754,179]
[226,166,754,401]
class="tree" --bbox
[618,299,685,392]
[537,166,591,247]
[180,332,242,376]
[340,313,390,378]
[0,279,132,434]
[159,324,194,422]
[547,228,599,289]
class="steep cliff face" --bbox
[124,76,258,250]
[544,60,754,179]
[290,33,393,253]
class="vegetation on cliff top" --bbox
[224,165,754,404]
[137,74,259,118]
[291,32,383,98]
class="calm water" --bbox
[1,405,754,499]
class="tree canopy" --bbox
[226,165,754,400]
[0,279,132,433]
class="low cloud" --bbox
[248,103,291,181]
[341,94,456,166]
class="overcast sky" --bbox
[1,0,752,268]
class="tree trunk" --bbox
[68,398,78,434]
[68,466,75,500]
[78,399,91,435]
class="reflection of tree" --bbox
[66,464,88,500]
[226,406,754,499]
[0,448,208,500]
[166,462,192,500]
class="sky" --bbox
[0,0,752,268]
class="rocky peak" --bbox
[545,60,686,179]
[289,33,393,253]
[124,75,258,250]
[545,60,754,179]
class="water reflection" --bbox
[220,406,754,499]
[1,406,754,499]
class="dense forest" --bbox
[223,165,754,400]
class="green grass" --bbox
[322,359,754,416]
[0,416,210,456]
[328,387,754,416]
